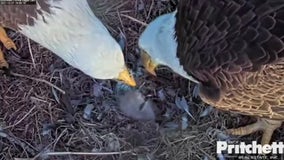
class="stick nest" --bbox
[1,0,282,159]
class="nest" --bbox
[1,0,283,159]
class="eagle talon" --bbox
[3,38,17,50]
[227,118,282,145]
[0,26,17,74]
[0,27,17,50]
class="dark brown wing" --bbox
[176,0,284,103]
[0,0,51,30]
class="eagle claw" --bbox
[227,118,282,145]
[3,38,17,50]
[0,26,18,73]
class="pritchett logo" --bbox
[217,141,284,154]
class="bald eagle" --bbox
[139,0,284,145]
[0,0,136,86]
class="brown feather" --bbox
[176,0,284,120]
[0,0,126,33]
[0,0,52,30]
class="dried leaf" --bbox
[217,153,226,160]
[52,87,60,104]
[104,134,120,152]
[93,83,103,97]
[175,96,195,121]
[199,106,214,118]
[0,131,7,138]
[138,3,145,12]
[158,89,166,101]
[107,138,120,152]
[163,107,173,119]
[83,104,95,120]
[192,85,200,98]
[42,123,56,136]
[97,113,104,121]
[207,128,230,141]
[217,132,230,141]
[181,115,189,130]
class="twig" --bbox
[197,147,215,160]
[2,132,37,156]
[170,136,196,144]
[146,0,154,21]
[30,96,49,103]
[4,105,37,129]
[25,14,36,68]
[27,38,36,68]
[43,150,135,156]
[120,14,148,26]
[10,71,65,94]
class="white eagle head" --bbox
[138,11,198,83]
[19,0,136,86]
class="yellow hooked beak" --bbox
[118,68,137,87]
[141,50,158,76]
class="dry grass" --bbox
[0,0,283,160]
